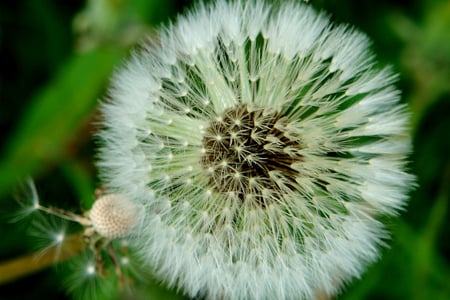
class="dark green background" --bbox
[0,0,449,299]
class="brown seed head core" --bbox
[201,105,303,207]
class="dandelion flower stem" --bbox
[37,204,91,226]
[0,233,87,285]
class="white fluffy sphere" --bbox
[97,1,415,299]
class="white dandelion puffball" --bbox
[98,1,415,299]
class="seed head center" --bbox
[201,105,302,207]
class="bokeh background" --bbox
[0,0,449,299]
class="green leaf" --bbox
[0,48,123,198]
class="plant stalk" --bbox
[0,233,87,285]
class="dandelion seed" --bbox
[11,179,41,221]
[98,1,415,299]
[23,211,70,261]
[65,254,115,300]
[86,263,96,275]
[121,256,130,266]
[54,232,65,244]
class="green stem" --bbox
[0,233,87,285]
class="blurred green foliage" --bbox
[0,0,449,299]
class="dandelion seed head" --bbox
[98,0,415,299]
[89,194,138,239]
